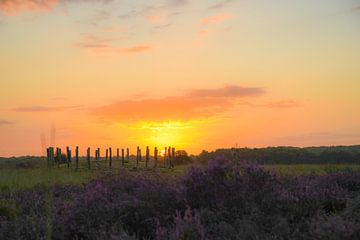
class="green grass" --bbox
[265,164,360,175]
[0,157,192,190]
[3,156,360,190]
[0,168,96,190]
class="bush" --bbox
[1,159,360,239]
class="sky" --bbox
[0,0,360,157]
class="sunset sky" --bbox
[0,0,360,157]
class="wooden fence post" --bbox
[139,148,142,162]
[136,146,139,168]
[126,148,129,161]
[164,147,167,168]
[95,149,100,168]
[168,146,171,169]
[52,147,55,167]
[75,146,79,170]
[109,147,112,169]
[106,149,108,161]
[87,147,91,169]
[55,148,58,167]
[121,148,125,167]
[154,147,158,168]
[171,147,175,168]
[66,146,71,168]
[117,148,119,160]
[57,148,61,168]
[145,146,149,168]
[46,148,50,168]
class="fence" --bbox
[46,146,176,170]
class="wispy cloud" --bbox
[75,35,112,49]
[153,23,172,31]
[75,34,151,55]
[242,100,302,109]
[119,45,152,53]
[0,0,113,16]
[201,13,233,25]
[170,0,189,7]
[189,85,264,98]
[146,14,162,22]
[208,0,232,10]
[9,105,82,112]
[0,119,15,125]
[92,85,265,122]
[84,44,152,55]
[351,5,360,12]
[0,0,59,15]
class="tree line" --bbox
[196,145,360,164]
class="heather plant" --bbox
[53,172,186,240]
[1,159,360,239]
[156,208,205,240]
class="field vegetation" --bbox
[1,146,360,239]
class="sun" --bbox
[137,121,194,149]
[160,149,166,157]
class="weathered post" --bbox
[171,147,175,168]
[117,148,119,160]
[109,147,112,169]
[75,146,79,170]
[145,146,149,168]
[121,148,125,167]
[154,147,158,168]
[139,148,142,162]
[52,147,55,166]
[164,147,167,168]
[55,148,58,167]
[57,148,61,168]
[46,148,50,168]
[126,148,130,162]
[136,146,139,168]
[106,149,108,161]
[87,147,91,169]
[168,146,171,169]
[66,146,70,168]
[97,148,100,160]
[95,149,100,168]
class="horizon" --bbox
[1,0,360,157]
[2,144,360,158]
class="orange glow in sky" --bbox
[0,0,360,157]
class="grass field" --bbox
[264,164,360,175]
[0,157,192,189]
[2,157,360,239]
[0,168,95,190]
[1,156,360,189]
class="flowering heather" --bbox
[1,160,360,239]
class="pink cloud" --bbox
[87,45,152,55]
[120,45,152,53]
[75,35,151,55]
[201,13,233,25]
[92,85,265,122]
[146,15,162,23]
[0,0,59,15]
[0,0,113,15]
